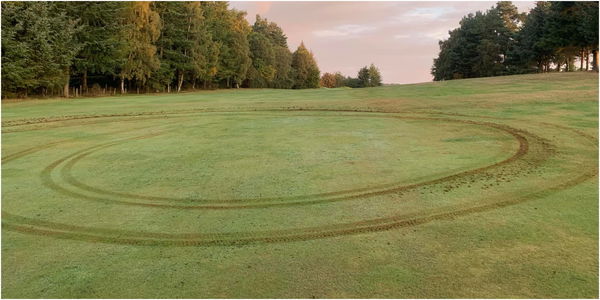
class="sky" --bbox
[229,1,536,84]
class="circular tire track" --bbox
[46,114,527,209]
[2,109,597,246]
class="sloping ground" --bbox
[2,72,598,298]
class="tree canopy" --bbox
[1,2,81,97]
[0,1,325,98]
[291,42,320,89]
[432,1,599,81]
[246,15,294,88]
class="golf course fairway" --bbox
[2,72,598,298]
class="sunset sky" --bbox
[230,1,536,84]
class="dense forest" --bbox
[1,1,323,98]
[432,1,599,81]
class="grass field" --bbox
[2,72,598,298]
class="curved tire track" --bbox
[2,109,596,246]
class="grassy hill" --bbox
[2,72,598,298]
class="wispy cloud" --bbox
[424,30,450,41]
[403,7,456,19]
[394,34,411,39]
[313,24,376,38]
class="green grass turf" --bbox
[2,72,598,298]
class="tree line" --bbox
[320,64,382,88]
[432,1,599,81]
[1,1,322,98]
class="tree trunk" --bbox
[586,50,590,70]
[82,70,88,93]
[580,48,585,71]
[177,72,184,93]
[120,76,125,94]
[226,77,230,88]
[593,49,599,72]
[63,72,70,98]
